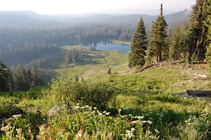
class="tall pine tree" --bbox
[169,26,185,60]
[147,4,168,63]
[205,0,211,66]
[130,17,147,67]
[0,61,10,92]
[186,0,209,63]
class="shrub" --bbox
[50,75,114,109]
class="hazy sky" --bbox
[0,0,196,15]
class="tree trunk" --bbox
[186,90,211,96]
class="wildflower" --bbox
[12,114,22,118]
[147,120,153,124]
[85,105,89,108]
[118,109,121,113]
[93,107,97,110]
[131,128,135,132]
[61,95,64,100]
[98,113,102,116]
[63,109,67,113]
[48,117,51,121]
[136,116,144,120]
[125,130,134,138]
[74,106,80,109]
[80,125,83,130]
[59,121,61,125]
[131,121,137,124]
[154,129,159,133]
[49,137,53,140]
[105,112,110,116]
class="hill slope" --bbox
[0,8,192,28]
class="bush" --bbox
[50,75,114,109]
[0,97,22,118]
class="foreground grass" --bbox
[1,63,211,139]
[1,42,211,139]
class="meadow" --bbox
[1,43,211,140]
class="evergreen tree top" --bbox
[160,4,163,16]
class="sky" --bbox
[0,0,196,15]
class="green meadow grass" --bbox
[1,43,211,139]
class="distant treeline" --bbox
[0,25,134,45]
[0,61,45,92]
[0,24,134,65]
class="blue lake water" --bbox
[81,41,130,53]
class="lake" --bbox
[81,41,130,53]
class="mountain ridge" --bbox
[0,8,193,29]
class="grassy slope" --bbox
[1,43,211,139]
[54,44,129,80]
[51,44,211,117]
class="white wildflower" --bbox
[12,114,22,118]
[154,129,159,133]
[74,106,80,109]
[131,128,135,132]
[105,112,110,116]
[131,121,137,124]
[136,116,144,120]
[147,120,153,124]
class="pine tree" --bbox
[130,17,147,67]
[205,0,211,66]
[0,61,10,91]
[147,4,168,63]
[170,26,185,60]
[107,67,111,75]
[186,0,209,63]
